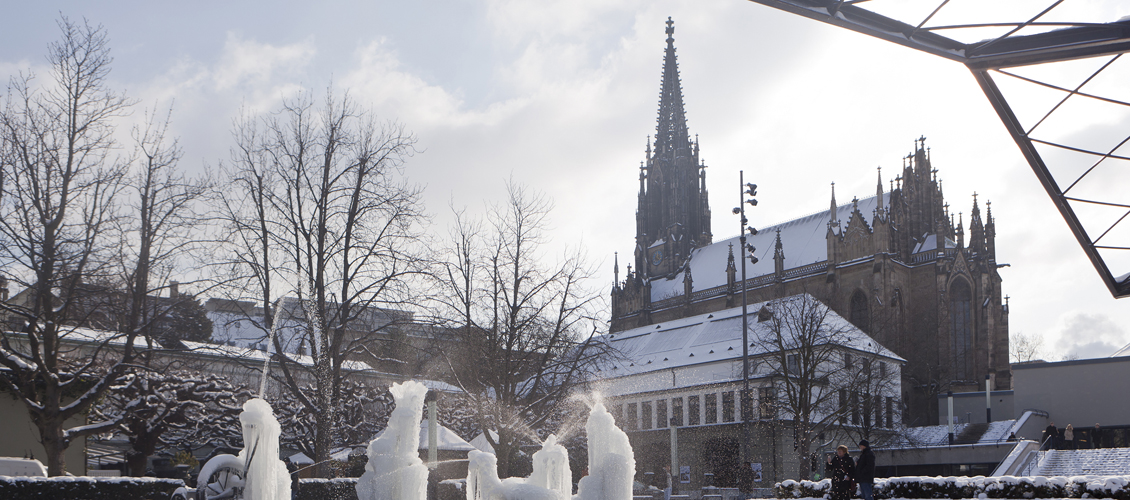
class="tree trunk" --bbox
[42,423,67,477]
[127,452,148,477]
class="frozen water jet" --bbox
[356,380,430,500]
[237,398,291,500]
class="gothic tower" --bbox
[635,17,712,279]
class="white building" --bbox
[590,293,904,489]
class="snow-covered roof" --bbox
[287,452,314,464]
[650,194,889,301]
[179,340,372,371]
[4,326,164,349]
[595,293,904,384]
[913,233,958,253]
[469,430,498,453]
[371,420,476,452]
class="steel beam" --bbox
[746,0,1130,298]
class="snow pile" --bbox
[237,398,291,500]
[356,380,429,500]
[465,402,635,500]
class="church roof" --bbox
[650,193,890,301]
[593,293,904,395]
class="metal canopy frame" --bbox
[749,0,1130,298]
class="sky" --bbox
[2,1,1128,361]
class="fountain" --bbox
[237,397,291,500]
[356,380,430,500]
[465,401,635,500]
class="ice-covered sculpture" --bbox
[356,380,430,500]
[465,402,635,500]
[574,402,635,500]
[237,398,291,500]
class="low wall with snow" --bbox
[0,475,183,500]
[775,475,1130,499]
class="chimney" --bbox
[169,281,180,298]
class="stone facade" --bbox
[611,21,1010,426]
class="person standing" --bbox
[1065,424,1075,450]
[1093,424,1103,449]
[828,445,856,500]
[663,465,672,500]
[856,440,876,500]
[737,461,755,494]
[1044,422,1058,450]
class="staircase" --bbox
[955,423,989,444]
[1036,448,1130,476]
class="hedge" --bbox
[0,475,184,500]
[775,475,1130,499]
[296,477,464,500]
[0,474,466,500]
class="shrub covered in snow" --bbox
[774,475,1130,499]
[0,475,183,500]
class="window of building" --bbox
[844,353,853,369]
[886,397,894,428]
[851,392,860,425]
[672,397,684,427]
[850,290,870,333]
[657,400,668,428]
[612,403,623,426]
[863,358,871,377]
[874,395,883,429]
[627,403,638,430]
[641,402,653,430]
[688,395,700,426]
[722,392,735,423]
[786,354,799,375]
[759,387,777,420]
[880,362,887,378]
[705,393,718,424]
[839,389,848,424]
[951,279,973,380]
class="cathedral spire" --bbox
[875,166,885,219]
[655,16,691,157]
[829,182,840,229]
[970,192,985,254]
[614,252,619,285]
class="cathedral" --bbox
[610,18,1011,425]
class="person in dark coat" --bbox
[1044,422,1058,450]
[856,440,876,500]
[828,445,855,500]
[1092,423,1103,449]
[737,461,756,494]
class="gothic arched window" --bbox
[950,279,973,380]
[850,290,870,334]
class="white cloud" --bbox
[1053,312,1129,359]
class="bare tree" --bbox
[0,18,138,476]
[754,293,890,480]
[436,181,610,477]
[838,341,903,447]
[213,89,427,477]
[1010,330,1044,363]
[112,106,211,352]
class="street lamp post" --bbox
[734,171,759,462]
